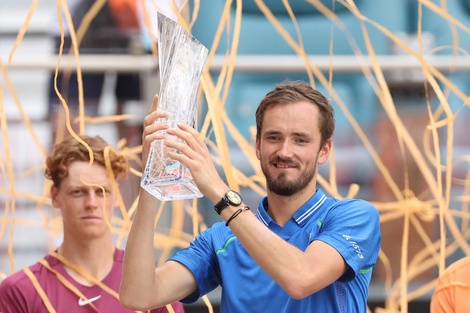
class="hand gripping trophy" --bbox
[141,12,209,201]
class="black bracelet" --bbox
[226,206,250,227]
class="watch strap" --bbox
[214,197,229,215]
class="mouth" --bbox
[274,162,296,169]
[81,216,101,220]
[272,159,297,169]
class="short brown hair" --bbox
[45,135,129,187]
[255,80,335,148]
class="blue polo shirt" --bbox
[169,189,381,313]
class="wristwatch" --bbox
[214,190,242,215]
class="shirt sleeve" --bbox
[0,274,31,313]
[430,279,454,313]
[169,224,225,303]
[315,199,381,282]
[429,258,470,313]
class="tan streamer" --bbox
[23,267,58,313]
[2,1,470,312]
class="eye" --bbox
[71,189,85,196]
[266,135,280,141]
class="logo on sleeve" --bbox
[343,235,364,259]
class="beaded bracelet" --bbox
[226,206,250,226]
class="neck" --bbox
[57,238,116,286]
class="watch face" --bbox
[226,190,242,205]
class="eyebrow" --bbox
[264,130,311,138]
[292,131,311,138]
[68,183,110,189]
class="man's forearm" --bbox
[120,188,160,309]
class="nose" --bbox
[277,140,294,159]
[85,192,99,209]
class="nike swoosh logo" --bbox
[78,295,102,306]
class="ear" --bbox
[255,137,261,160]
[50,185,60,208]
[318,139,332,165]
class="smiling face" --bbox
[256,101,331,197]
[51,161,118,241]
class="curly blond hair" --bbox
[45,135,129,187]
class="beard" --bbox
[261,156,318,196]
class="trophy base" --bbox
[141,178,203,201]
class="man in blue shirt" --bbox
[120,80,381,312]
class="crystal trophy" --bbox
[141,12,209,201]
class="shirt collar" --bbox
[255,189,327,227]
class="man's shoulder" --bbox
[0,268,28,291]
[0,258,49,299]
[329,197,378,215]
[0,253,63,288]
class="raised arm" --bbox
[120,96,197,310]
[122,94,376,306]
[162,120,354,299]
